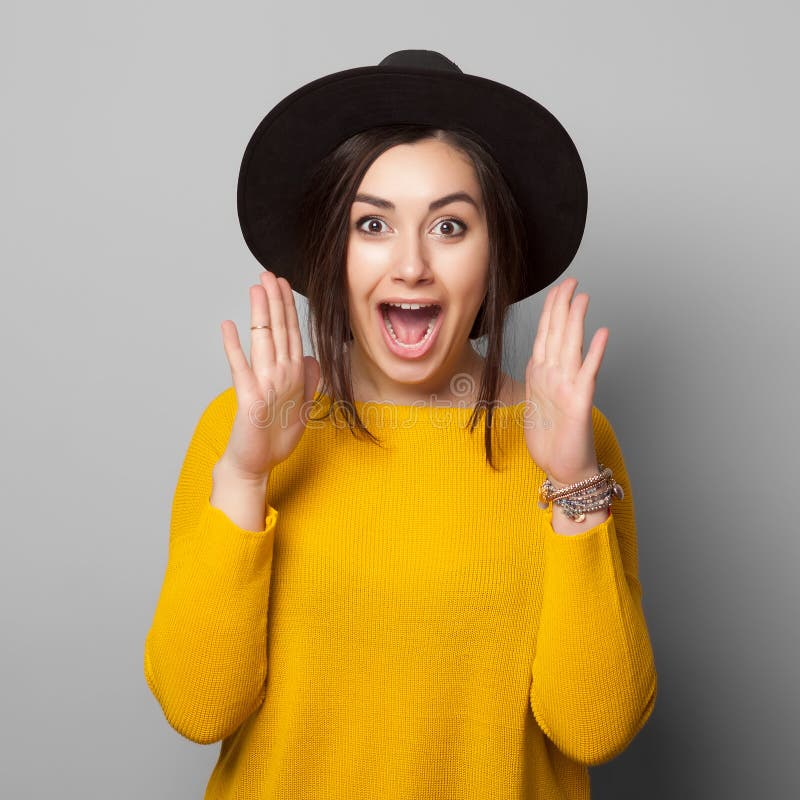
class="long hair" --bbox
[296,124,527,469]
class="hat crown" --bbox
[378,49,462,74]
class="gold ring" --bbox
[250,324,272,330]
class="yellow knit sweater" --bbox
[144,388,657,799]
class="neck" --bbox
[347,341,486,407]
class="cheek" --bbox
[347,235,391,272]
[346,242,389,301]
[471,243,491,300]
[344,260,375,331]
[443,248,489,303]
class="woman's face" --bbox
[345,139,490,402]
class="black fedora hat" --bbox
[237,49,587,305]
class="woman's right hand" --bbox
[218,270,321,480]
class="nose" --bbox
[392,234,433,286]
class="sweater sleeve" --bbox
[529,406,657,766]
[143,387,278,745]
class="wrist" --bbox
[214,455,271,487]
[550,504,610,536]
[546,463,601,489]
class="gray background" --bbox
[3,1,797,797]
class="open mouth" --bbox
[379,302,442,348]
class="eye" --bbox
[356,216,391,235]
[432,217,467,237]
[354,215,468,237]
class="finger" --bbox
[562,292,590,376]
[576,327,609,391]
[220,319,254,390]
[531,284,559,366]
[261,270,289,361]
[250,282,275,371]
[277,277,303,362]
[545,278,578,365]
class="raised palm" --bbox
[219,270,320,479]
[523,278,609,486]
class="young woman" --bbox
[144,50,657,799]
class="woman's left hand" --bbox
[523,278,609,486]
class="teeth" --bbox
[384,301,439,311]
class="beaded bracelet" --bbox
[538,463,624,522]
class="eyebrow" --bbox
[353,191,480,213]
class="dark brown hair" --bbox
[296,124,526,469]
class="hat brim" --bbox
[238,64,587,304]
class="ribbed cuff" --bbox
[542,511,627,616]
[190,498,278,583]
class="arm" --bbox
[143,387,278,744]
[530,405,657,765]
